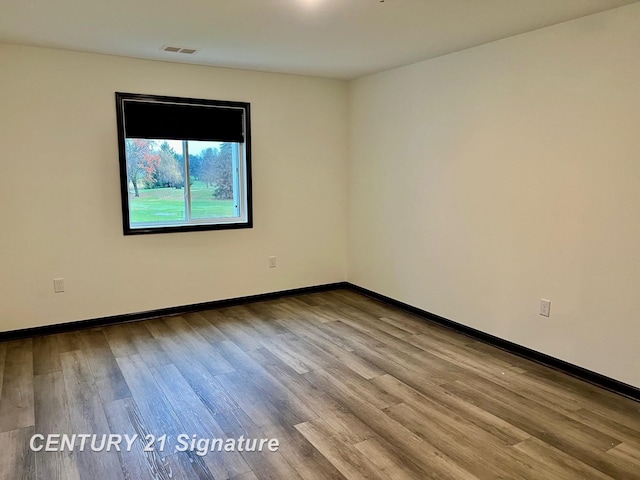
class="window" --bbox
[115,92,252,235]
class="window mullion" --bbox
[182,140,192,222]
[232,144,241,217]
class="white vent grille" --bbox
[162,45,198,55]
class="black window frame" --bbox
[115,92,253,235]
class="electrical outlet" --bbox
[53,278,65,293]
[269,256,277,268]
[540,299,551,317]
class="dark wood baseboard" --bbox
[346,283,640,403]
[2,280,637,402]
[0,282,349,342]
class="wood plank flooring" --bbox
[1,289,639,479]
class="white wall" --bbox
[348,4,640,388]
[0,45,348,331]
[2,5,639,389]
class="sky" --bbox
[163,140,222,156]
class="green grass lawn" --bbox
[129,181,235,223]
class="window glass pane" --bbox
[188,141,239,219]
[125,139,186,224]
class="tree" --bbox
[189,153,203,182]
[200,147,218,187]
[156,141,184,188]
[125,139,160,197]
[197,144,234,198]
[211,143,234,199]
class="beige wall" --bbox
[348,4,640,387]
[0,44,348,331]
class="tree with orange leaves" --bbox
[125,139,161,197]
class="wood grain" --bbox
[0,339,34,432]
[33,335,62,375]
[60,349,125,479]
[103,397,175,480]
[151,363,251,479]
[0,426,35,479]
[0,289,638,479]
[34,372,81,480]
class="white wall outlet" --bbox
[540,299,551,317]
[268,256,277,268]
[53,278,65,293]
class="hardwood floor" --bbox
[1,289,639,479]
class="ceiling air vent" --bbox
[162,45,198,54]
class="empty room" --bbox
[1,0,639,478]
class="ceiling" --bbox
[1,0,637,79]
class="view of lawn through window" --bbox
[125,139,239,225]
